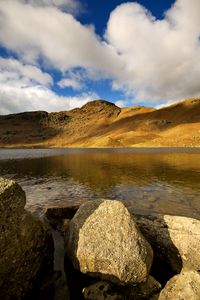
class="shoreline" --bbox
[1,146,200,151]
[1,146,200,161]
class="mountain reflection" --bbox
[0,150,200,217]
[1,152,200,188]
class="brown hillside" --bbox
[0,98,200,148]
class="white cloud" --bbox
[106,0,200,103]
[0,0,122,76]
[0,57,53,86]
[58,70,85,90]
[115,100,127,108]
[19,0,82,15]
[58,78,83,90]
[0,58,98,114]
[0,0,200,112]
[0,81,98,115]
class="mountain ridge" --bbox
[0,98,200,148]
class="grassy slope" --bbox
[0,98,200,148]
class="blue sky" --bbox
[79,0,175,35]
[0,0,200,114]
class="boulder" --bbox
[129,276,161,300]
[83,276,161,300]
[46,200,200,283]
[0,177,25,219]
[83,281,123,300]
[158,271,200,300]
[65,200,153,285]
[45,199,87,231]
[135,214,200,278]
[0,178,54,300]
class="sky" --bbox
[0,0,200,114]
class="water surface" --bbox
[0,148,200,218]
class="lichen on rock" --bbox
[0,178,54,300]
[65,200,153,285]
[158,271,200,300]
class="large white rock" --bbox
[135,214,200,274]
[65,200,153,285]
[163,215,200,271]
[158,271,200,300]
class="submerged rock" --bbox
[0,178,54,300]
[64,200,153,285]
[158,271,200,300]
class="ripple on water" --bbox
[0,148,199,219]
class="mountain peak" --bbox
[0,98,199,147]
[81,100,119,110]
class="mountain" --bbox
[0,98,200,148]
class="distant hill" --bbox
[0,98,200,148]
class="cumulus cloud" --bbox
[106,0,200,103]
[0,0,122,75]
[58,70,85,90]
[18,0,82,15]
[0,0,200,113]
[0,57,53,86]
[115,100,127,108]
[58,78,83,90]
[0,57,98,114]
[0,81,98,115]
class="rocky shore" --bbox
[0,178,54,299]
[1,178,200,299]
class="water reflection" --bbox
[0,150,200,218]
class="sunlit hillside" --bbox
[0,98,200,148]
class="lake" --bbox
[0,148,200,218]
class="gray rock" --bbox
[135,214,200,276]
[0,177,25,220]
[83,281,123,300]
[45,199,86,231]
[129,276,161,300]
[82,276,161,300]
[158,271,200,300]
[65,200,153,285]
[0,178,54,300]
[46,201,200,283]
[150,294,159,300]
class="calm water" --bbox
[0,148,200,218]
